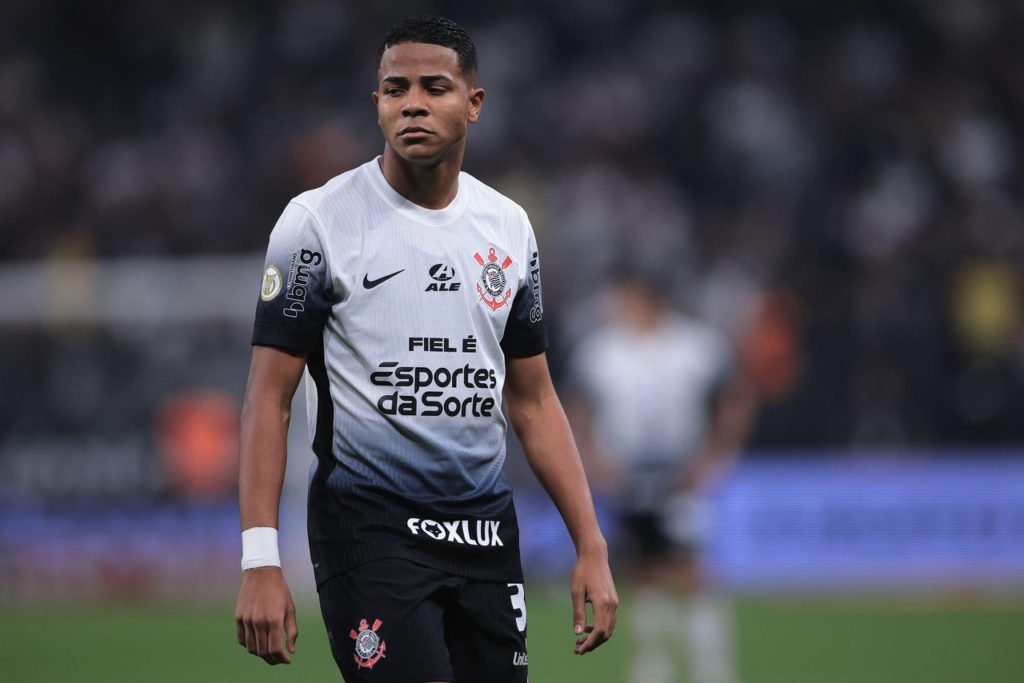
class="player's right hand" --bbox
[235,566,299,665]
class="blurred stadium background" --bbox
[2,0,1024,681]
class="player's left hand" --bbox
[569,542,618,655]
[680,454,716,494]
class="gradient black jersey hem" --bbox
[308,459,524,589]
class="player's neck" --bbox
[626,307,669,335]
[379,146,463,210]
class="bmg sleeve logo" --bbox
[282,248,323,318]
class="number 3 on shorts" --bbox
[507,583,527,632]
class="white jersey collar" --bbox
[367,156,469,227]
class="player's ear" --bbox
[372,90,380,107]
[467,87,485,124]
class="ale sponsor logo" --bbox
[426,263,461,292]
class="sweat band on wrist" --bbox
[241,526,281,570]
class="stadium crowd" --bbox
[2,0,1023,486]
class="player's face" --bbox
[613,283,665,331]
[373,42,484,165]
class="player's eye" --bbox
[385,88,404,97]
[427,86,447,95]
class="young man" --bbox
[570,272,754,683]
[233,16,617,682]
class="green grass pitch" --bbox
[1,588,1021,682]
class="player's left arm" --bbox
[504,352,618,655]
[685,370,758,493]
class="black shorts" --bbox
[317,558,529,683]
[619,511,695,562]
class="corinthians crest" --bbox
[350,617,386,670]
[474,246,513,311]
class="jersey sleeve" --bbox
[251,202,334,355]
[500,212,548,358]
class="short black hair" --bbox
[378,16,478,76]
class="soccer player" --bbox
[570,271,754,683]
[233,16,617,682]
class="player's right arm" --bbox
[234,345,307,665]
[234,201,335,666]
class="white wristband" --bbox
[241,527,281,570]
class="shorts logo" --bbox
[350,618,386,670]
[260,265,282,301]
[407,517,504,547]
[474,246,513,311]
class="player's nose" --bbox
[401,102,427,117]
[401,91,428,117]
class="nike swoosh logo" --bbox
[362,269,404,289]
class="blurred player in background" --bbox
[571,268,755,683]
[233,15,617,682]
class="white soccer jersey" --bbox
[251,158,545,583]
[571,315,729,465]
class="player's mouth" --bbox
[398,126,432,138]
